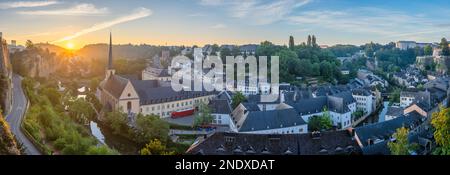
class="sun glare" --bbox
[66,42,75,50]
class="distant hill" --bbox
[76,44,162,60]
[35,43,68,55]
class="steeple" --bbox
[105,32,115,79]
[108,32,113,70]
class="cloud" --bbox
[210,23,226,29]
[53,8,152,43]
[286,7,450,39]
[0,0,59,9]
[199,0,312,25]
[188,13,206,17]
[18,3,108,16]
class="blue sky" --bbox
[1,0,450,49]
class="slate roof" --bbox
[241,102,261,111]
[286,91,355,115]
[208,99,232,114]
[352,88,371,96]
[355,111,424,148]
[237,108,307,132]
[100,75,129,98]
[186,130,362,155]
[130,79,216,105]
[385,106,404,117]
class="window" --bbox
[127,101,132,112]
[128,93,131,97]
[152,107,155,111]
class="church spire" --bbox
[108,32,113,70]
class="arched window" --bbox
[127,101,132,112]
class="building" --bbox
[396,41,434,50]
[97,33,216,119]
[385,106,404,121]
[354,111,426,155]
[286,91,356,129]
[141,67,171,81]
[186,130,362,155]
[239,44,258,55]
[208,98,233,126]
[229,103,307,134]
[352,88,375,114]
[396,41,416,50]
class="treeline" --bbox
[257,35,348,85]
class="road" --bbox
[5,74,41,155]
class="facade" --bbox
[352,89,375,114]
[97,33,216,118]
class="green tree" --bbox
[25,40,34,49]
[431,107,450,155]
[231,91,246,109]
[424,45,433,56]
[308,108,333,131]
[388,127,412,155]
[106,110,130,136]
[193,102,214,128]
[68,99,95,124]
[86,146,119,155]
[134,114,169,145]
[441,38,450,56]
[140,139,175,155]
[307,35,312,47]
[289,36,295,50]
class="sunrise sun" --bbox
[66,42,75,50]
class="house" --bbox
[229,104,307,134]
[352,88,375,114]
[239,44,258,55]
[208,98,233,126]
[286,91,356,129]
[354,111,425,155]
[385,106,404,121]
[186,130,362,155]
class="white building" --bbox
[352,89,375,114]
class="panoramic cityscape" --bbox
[1,0,450,157]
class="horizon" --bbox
[1,0,450,50]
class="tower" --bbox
[105,32,115,79]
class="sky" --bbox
[1,0,450,49]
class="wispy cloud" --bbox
[287,7,450,40]
[210,23,226,29]
[0,0,59,9]
[18,3,108,16]
[53,8,152,43]
[188,13,206,17]
[199,0,312,25]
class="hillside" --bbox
[35,43,68,55]
[0,114,21,155]
[76,44,161,60]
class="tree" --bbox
[289,36,295,50]
[25,40,34,49]
[86,146,119,155]
[440,38,450,56]
[106,110,130,136]
[193,102,214,128]
[231,91,246,109]
[424,45,433,56]
[388,127,411,155]
[312,35,317,48]
[140,139,175,155]
[307,35,312,47]
[308,108,333,131]
[431,107,450,155]
[134,114,169,145]
[68,99,95,124]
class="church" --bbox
[97,33,215,118]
